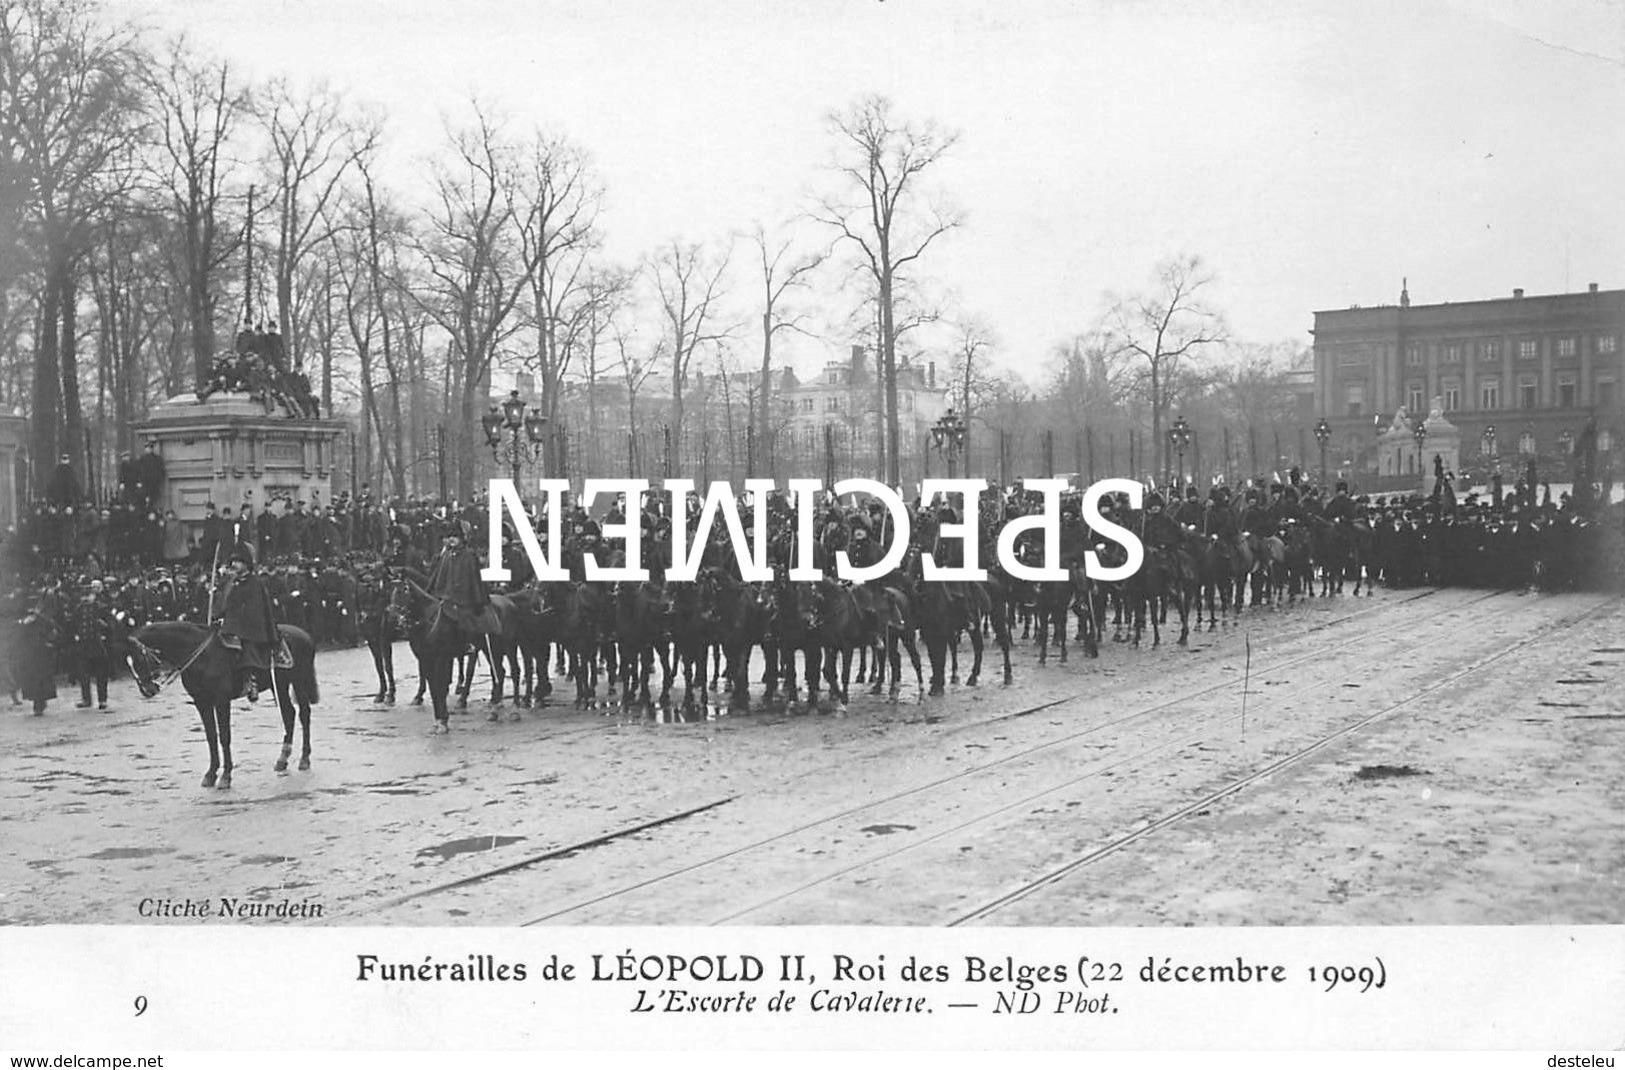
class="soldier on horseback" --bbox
[1142,492,1181,550]
[426,522,499,640]
[217,546,285,703]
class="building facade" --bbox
[1313,283,1625,478]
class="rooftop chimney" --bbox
[1589,282,1599,293]
[1513,288,1524,299]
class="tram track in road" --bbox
[949,592,1623,924]
[692,587,1549,926]
[356,587,1514,924]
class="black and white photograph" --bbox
[0,0,1622,1053]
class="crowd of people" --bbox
[1,458,1620,716]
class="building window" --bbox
[1598,378,1616,408]
[800,398,814,413]
[1558,337,1577,357]
[1557,374,1576,409]
[1600,430,1615,452]
[1344,382,1365,417]
[1518,339,1537,360]
[1444,343,1462,363]
[1600,335,1618,354]
[1480,378,1500,410]
[1518,431,1536,455]
[1407,384,1424,414]
[1442,379,1460,412]
[826,396,843,412]
[1481,341,1500,361]
[1406,344,1423,366]
[1517,376,1537,409]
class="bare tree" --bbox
[413,103,540,497]
[648,237,732,472]
[1,0,147,488]
[815,94,960,485]
[256,77,375,368]
[515,131,600,477]
[574,263,632,472]
[751,220,825,477]
[610,317,662,476]
[1105,254,1227,482]
[946,316,999,475]
[143,35,246,387]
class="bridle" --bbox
[126,632,214,697]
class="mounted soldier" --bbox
[426,522,499,640]
[216,546,287,703]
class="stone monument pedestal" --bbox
[133,393,346,534]
[1375,397,1461,494]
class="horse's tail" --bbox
[298,666,321,706]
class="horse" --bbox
[1193,530,1239,631]
[617,579,675,708]
[811,578,874,710]
[713,574,774,711]
[357,572,407,704]
[1130,543,1195,646]
[1281,521,1316,602]
[394,577,483,733]
[558,581,608,707]
[855,581,924,700]
[1031,576,1074,665]
[672,572,724,705]
[127,621,319,789]
[764,571,822,709]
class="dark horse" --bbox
[395,577,482,733]
[127,621,320,789]
[358,572,408,703]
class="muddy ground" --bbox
[1,584,1620,926]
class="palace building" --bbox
[1313,282,1625,477]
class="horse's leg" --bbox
[298,687,312,770]
[839,647,853,709]
[821,646,839,708]
[925,631,946,696]
[966,624,983,686]
[903,632,923,694]
[216,701,233,790]
[370,639,387,703]
[656,642,673,705]
[382,640,396,703]
[197,702,220,788]
[411,644,427,704]
[731,643,751,710]
[274,667,294,773]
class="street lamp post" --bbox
[1314,416,1331,488]
[930,408,969,479]
[1167,415,1192,490]
[1483,423,1497,476]
[482,389,549,489]
[1412,417,1428,484]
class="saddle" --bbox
[217,630,292,668]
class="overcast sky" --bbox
[120,0,1625,380]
